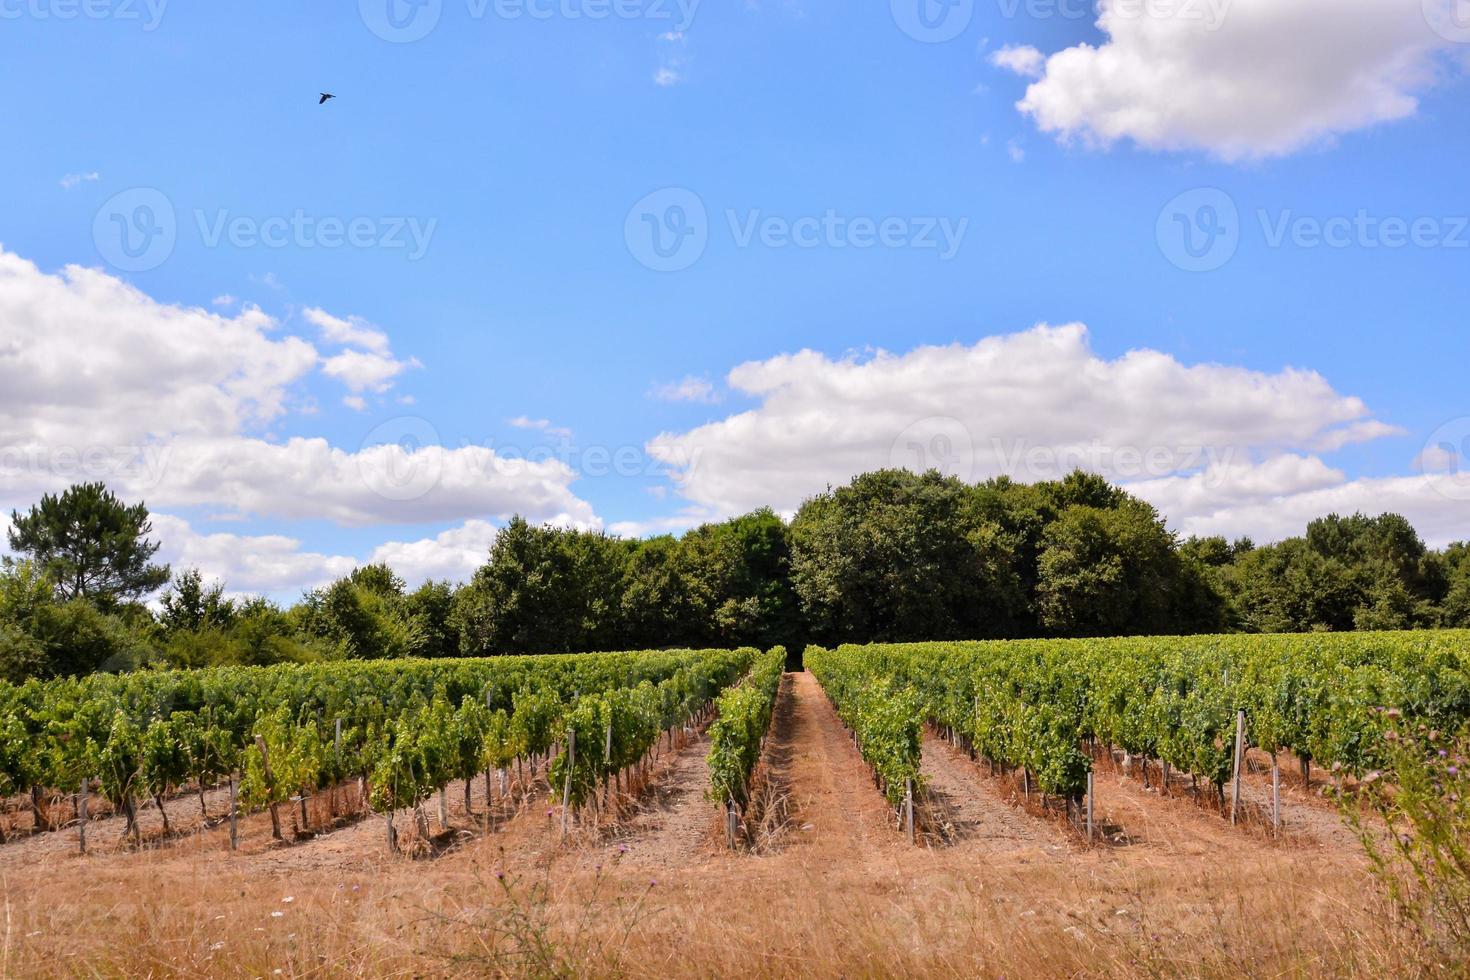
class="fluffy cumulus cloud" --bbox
[1002,0,1457,160]
[0,246,602,592]
[366,519,501,585]
[1133,467,1470,548]
[305,306,421,402]
[151,514,359,595]
[154,516,515,595]
[303,307,392,353]
[643,323,1466,543]
[0,250,317,449]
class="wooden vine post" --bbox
[255,736,283,841]
[1230,710,1246,826]
[904,778,915,845]
[1086,771,1094,843]
[604,720,614,810]
[560,728,576,840]
[726,798,739,850]
[77,777,88,855]
[228,773,239,851]
[1271,757,1282,836]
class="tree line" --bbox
[2,472,1468,680]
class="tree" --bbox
[8,483,169,605]
[674,509,804,650]
[453,519,630,655]
[0,559,150,678]
[294,569,424,660]
[158,569,236,636]
[1222,513,1444,633]
[789,470,1023,644]
[404,580,460,659]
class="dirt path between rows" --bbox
[776,671,902,859]
[608,726,719,867]
[919,733,1065,854]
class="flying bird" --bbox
[319,93,335,105]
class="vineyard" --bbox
[807,629,1470,840]
[2,630,1466,977]
[0,647,758,851]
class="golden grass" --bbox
[0,834,1425,979]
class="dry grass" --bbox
[0,675,1441,978]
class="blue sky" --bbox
[1,0,1467,598]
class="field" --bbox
[1,632,1450,978]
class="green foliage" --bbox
[706,647,786,808]
[0,647,749,826]
[295,570,424,660]
[1035,499,1204,637]
[453,512,801,657]
[453,518,631,656]
[811,628,1470,801]
[7,482,169,605]
[548,649,753,808]
[158,569,236,636]
[1223,514,1448,633]
[790,470,1026,644]
[1344,716,1470,964]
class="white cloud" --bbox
[128,433,598,528]
[303,307,391,354]
[0,249,316,448]
[59,172,99,190]
[321,347,421,393]
[155,516,497,595]
[1012,0,1456,160]
[654,68,681,86]
[646,323,1393,519]
[509,416,574,439]
[152,514,357,596]
[1134,468,1470,548]
[368,519,500,584]
[212,294,238,308]
[649,376,721,404]
[307,307,419,399]
[1007,139,1026,163]
[343,395,367,412]
[0,247,600,532]
[990,44,1044,79]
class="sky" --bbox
[1,0,1468,600]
